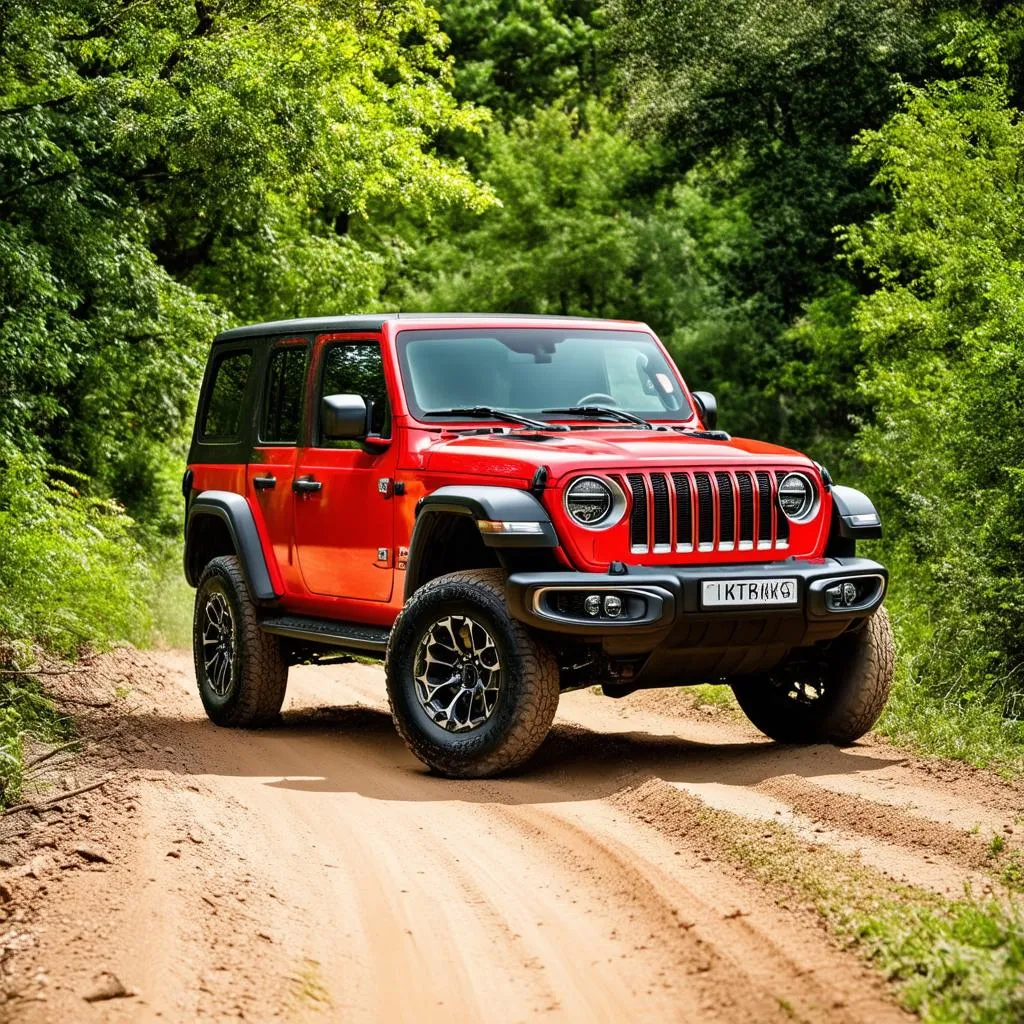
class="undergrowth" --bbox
[0,677,71,807]
[876,606,1024,778]
[0,453,149,806]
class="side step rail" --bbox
[259,615,390,655]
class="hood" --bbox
[419,427,813,483]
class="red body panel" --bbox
[189,316,834,627]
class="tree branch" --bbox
[0,93,78,118]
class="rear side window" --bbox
[320,343,390,440]
[201,350,252,441]
[262,345,308,443]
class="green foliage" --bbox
[856,898,1024,1023]
[0,677,70,808]
[0,451,152,655]
[438,0,607,118]
[0,0,492,492]
[0,707,24,806]
[604,0,939,453]
[844,32,1024,723]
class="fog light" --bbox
[825,581,862,610]
[603,594,623,618]
[584,594,602,617]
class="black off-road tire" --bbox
[731,606,894,745]
[385,569,560,778]
[193,555,288,727]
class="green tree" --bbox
[844,23,1024,713]
[607,0,939,454]
[437,0,607,119]
[0,0,491,507]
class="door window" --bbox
[261,345,308,444]
[319,342,390,443]
[201,349,253,441]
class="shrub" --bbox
[0,450,152,657]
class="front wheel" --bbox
[385,569,560,778]
[731,606,894,745]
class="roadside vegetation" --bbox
[2,1,1024,795]
[622,780,1024,1023]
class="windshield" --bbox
[396,328,692,422]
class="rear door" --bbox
[292,334,397,602]
[247,337,309,595]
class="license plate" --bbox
[701,578,798,608]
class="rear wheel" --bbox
[193,555,288,727]
[386,569,560,778]
[731,606,894,745]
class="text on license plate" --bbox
[701,578,798,608]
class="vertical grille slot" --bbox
[671,473,693,551]
[714,471,735,551]
[736,472,754,549]
[694,472,714,550]
[650,473,671,551]
[774,471,790,547]
[626,473,648,552]
[756,471,773,547]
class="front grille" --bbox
[626,468,790,555]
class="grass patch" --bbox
[877,672,1024,779]
[734,820,1024,1022]
[289,959,331,1009]
[621,780,1024,1022]
[147,551,194,650]
[686,683,740,713]
[0,677,73,808]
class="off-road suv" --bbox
[184,314,892,777]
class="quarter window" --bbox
[262,345,308,443]
[320,343,390,441]
[201,350,252,441]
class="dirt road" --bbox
[2,649,1021,1022]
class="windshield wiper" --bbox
[543,406,653,429]
[424,406,568,431]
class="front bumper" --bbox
[507,558,886,681]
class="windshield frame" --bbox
[394,327,695,427]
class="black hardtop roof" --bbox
[213,312,648,344]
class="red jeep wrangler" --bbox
[184,314,892,777]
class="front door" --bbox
[293,335,396,602]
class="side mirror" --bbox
[321,393,368,440]
[691,390,718,430]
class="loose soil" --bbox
[1,647,1021,1022]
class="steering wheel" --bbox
[576,392,618,406]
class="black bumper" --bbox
[507,558,886,679]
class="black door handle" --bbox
[253,475,276,491]
[293,476,322,494]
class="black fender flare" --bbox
[406,486,558,600]
[184,490,279,600]
[830,485,882,539]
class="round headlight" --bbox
[564,476,625,530]
[777,472,817,522]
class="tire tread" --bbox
[194,556,288,727]
[386,569,559,778]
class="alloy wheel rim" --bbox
[413,614,502,732]
[202,592,235,698]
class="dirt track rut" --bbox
[2,648,1022,1022]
